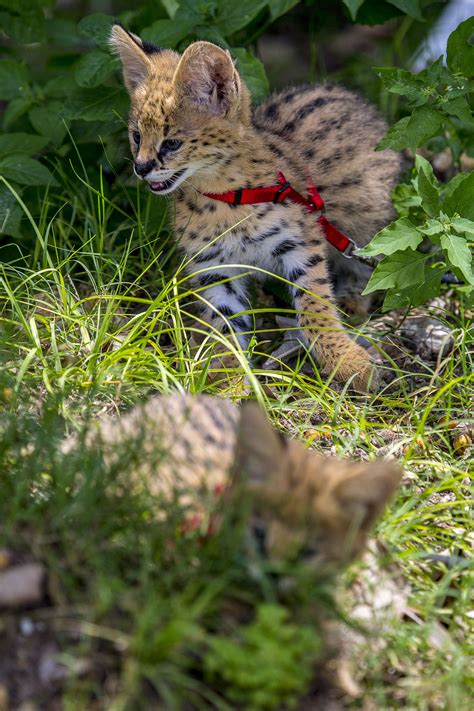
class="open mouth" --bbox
[148,170,186,193]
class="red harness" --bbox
[203,171,373,263]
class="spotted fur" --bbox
[110,27,401,390]
[82,393,401,564]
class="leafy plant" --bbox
[357,18,474,310]
[204,604,321,710]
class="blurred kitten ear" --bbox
[109,25,151,92]
[332,461,401,534]
[173,41,240,116]
[233,402,287,488]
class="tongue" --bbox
[150,181,165,190]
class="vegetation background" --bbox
[0,1,473,709]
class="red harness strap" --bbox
[203,171,355,256]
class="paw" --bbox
[338,344,379,392]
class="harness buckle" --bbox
[341,238,356,259]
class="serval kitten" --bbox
[110,27,401,390]
[82,394,401,565]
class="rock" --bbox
[400,316,454,360]
[0,563,46,609]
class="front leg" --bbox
[190,267,252,352]
[282,249,377,391]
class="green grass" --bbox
[0,173,472,710]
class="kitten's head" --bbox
[234,402,402,567]
[109,26,250,195]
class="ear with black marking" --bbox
[173,41,240,116]
[109,24,152,93]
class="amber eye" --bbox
[132,130,141,145]
[161,138,182,151]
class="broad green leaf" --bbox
[3,98,33,129]
[45,18,83,48]
[406,106,443,152]
[44,76,77,99]
[0,183,23,237]
[215,0,268,35]
[65,88,129,122]
[451,217,474,235]
[232,49,269,103]
[75,50,117,88]
[269,1,300,20]
[418,219,444,236]
[0,133,48,157]
[443,172,474,220]
[381,265,444,311]
[442,96,473,124]
[0,154,56,186]
[440,232,474,284]
[29,102,67,144]
[387,0,422,21]
[376,116,410,151]
[414,153,435,179]
[0,60,29,100]
[356,0,406,25]
[342,0,365,21]
[362,250,427,295]
[447,17,474,75]
[78,13,115,51]
[392,183,422,217]
[357,218,423,257]
[374,67,424,104]
[142,18,195,48]
[417,168,440,217]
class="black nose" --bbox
[134,159,156,177]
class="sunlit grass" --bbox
[0,170,472,709]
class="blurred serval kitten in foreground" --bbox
[110,26,401,391]
[83,394,401,566]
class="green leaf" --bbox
[161,0,179,18]
[3,98,33,129]
[0,60,29,101]
[376,116,410,151]
[268,1,300,20]
[440,232,474,284]
[442,97,473,124]
[0,1,45,43]
[417,168,440,217]
[65,88,129,122]
[342,0,365,21]
[232,49,269,103]
[447,17,474,75]
[406,106,443,152]
[0,154,56,186]
[386,0,423,21]
[356,0,406,25]
[362,250,427,295]
[141,18,195,48]
[381,265,444,311]
[0,183,23,237]
[443,172,474,221]
[451,217,474,235]
[78,13,115,51]
[29,102,67,144]
[374,67,424,104]
[75,50,117,88]
[418,219,444,236]
[357,218,423,257]
[0,133,48,157]
[215,0,268,35]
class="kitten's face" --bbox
[110,27,250,195]
[234,403,402,567]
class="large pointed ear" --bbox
[233,402,288,490]
[172,41,240,116]
[332,461,401,534]
[109,24,152,93]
